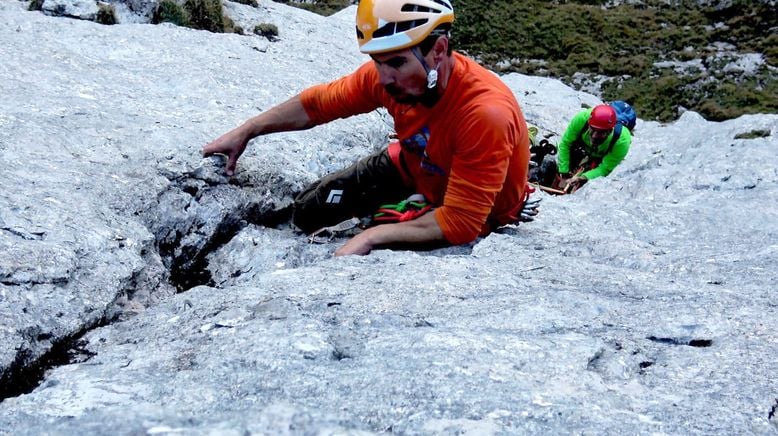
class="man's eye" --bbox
[387,59,406,68]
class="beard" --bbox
[589,131,610,146]
[384,84,419,105]
[384,83,441,107]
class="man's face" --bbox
[589,126,612,145]
[371,49,429,105]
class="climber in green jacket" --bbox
[556,104,632,193]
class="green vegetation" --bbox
[451,0,777,122]
[232,0,258,7]
[184,0,230,32]
[276,0,354,17]
[152,0,238,33]
[28,0,44,11]
[152,0,190,27]
[734,129,771,140]
[254,23,279,41]
[96,3,118,25]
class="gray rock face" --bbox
[41,0,99,20]
[1,1,777,434]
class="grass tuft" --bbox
[96,3,118,25]
[734,129,771,139]
[254,23,279,41]
[231,0,258,7]
[152,0,190,27]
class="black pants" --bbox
[568,144,597,172]
[292,148,413,234]
[529,145,599,186]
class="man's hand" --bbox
[334,230,375,256]
[563,174,587,193]
[203,127,250,176]
[553,172,570,191]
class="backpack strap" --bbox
[605,123,622,155]
[576,123,588,146]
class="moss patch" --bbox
[276,0,354,17]
[734,129,771,140]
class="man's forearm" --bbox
[203,94,317,176]
[244,95,314,138]
[368,212,445,246]
[335,212,446,256]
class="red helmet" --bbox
[589,104,617,130]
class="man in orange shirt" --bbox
[203,0,531,256]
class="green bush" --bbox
[734,129,771,139]
[28,0,44,11]
[451,0,776,122]
[152,0,239,33]
[276,0,353,17]
[96,3,118,25]
[184,0,226,33]
[222,15,239,34]
[254,23,279,41]
[231,0,258,7]
[152,0,190,27]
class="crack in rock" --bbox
[647,336,713,347]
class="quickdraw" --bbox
[519,183,541,222]
[372,195,432,224]
[308,217,363,244]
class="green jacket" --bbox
[557,108,631,180]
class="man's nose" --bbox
[377,66,395,86]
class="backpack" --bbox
[576,101,637,156]
[611,100,637,132]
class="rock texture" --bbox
[1,1,777,434]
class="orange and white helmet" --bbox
[356,0,454,54]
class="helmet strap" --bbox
[411,47,438,89]
[427,68,439,89]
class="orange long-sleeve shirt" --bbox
[300,52,529,245]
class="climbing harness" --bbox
[307,194,432,244]
[308,186,540,243]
